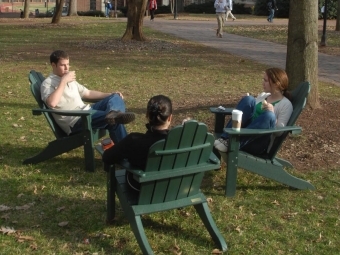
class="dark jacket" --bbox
[102,124,168,169]
[268,0,277,10]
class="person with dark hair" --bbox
[148,0,157,21]
[41,50,135,144]
[267,0,278,23]
[20,9,24,19]
[103,95,190,191]
[214,68,293,155]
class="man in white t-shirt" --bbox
[41,50,135,143]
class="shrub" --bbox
[318,0,338,19]
[77,10,105,17]
[233,3,253,14]
[157,5,172,14]
[184,1,215,14]
[254,0,337,19]
[254,0,290,18]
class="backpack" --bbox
[267,1,272,11]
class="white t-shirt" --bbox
[41,73,91,135]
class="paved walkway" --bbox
[145,18,340,86]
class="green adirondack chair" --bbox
[96,120,227,255]
[23,70,107,172]
[210,81,315,197]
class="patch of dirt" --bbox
[279,98,340,172]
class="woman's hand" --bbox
[262,100,274,112]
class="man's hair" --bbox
[50,50,69,65]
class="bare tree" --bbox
[336,0,340,31]
[69,0,78,16]
[122,0,148,41]
[52,0,65,24]
[286,0,320,109]
[23,0,30,18]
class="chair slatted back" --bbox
[138,121,215,205]
[29,70,67,139]
[267,81,310,159]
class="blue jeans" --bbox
[221,96,276,154]
[71,94,127,143]
[268,9,275,22]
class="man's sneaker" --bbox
[214,138,229,152]
[105,110,135,125]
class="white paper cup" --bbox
[232,110,243,131]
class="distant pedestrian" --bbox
[104,0,111,17]
[321,5,325,18]
[35,9,39,17]
[149,0,157,21]
[267,0,278,23]
[214,0,227,38]
[20,9,24,19]
[226,0,236,21]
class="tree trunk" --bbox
[336,0,340,31]
[286,0,320,109]
[52,0,65,24]
[122,0,147,41]
[69,0,78,16]
[23,0,30,19]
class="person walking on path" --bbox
[149,0,157,21]
[226,0,236,21]
[214,0,227,38]
[267,0,278,23]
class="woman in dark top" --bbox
[102,95,173,190]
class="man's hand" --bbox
[62,71,76,84]
[112,92,124,99]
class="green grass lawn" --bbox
[0,17,339,254]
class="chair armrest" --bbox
[120,152,220,183]
[210,107,233,134]
[210,107,233,115]
[32,108,97,116]
[223,126,302,136]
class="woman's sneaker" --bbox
[214,138,229,152]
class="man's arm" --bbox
[46,71,76,108]
[82,90,124,100]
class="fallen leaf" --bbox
[18,235,35,241]
[207,197,213,203]
[0,226,16,234]
[30,242,38,250]
[0,205,11,211]
[1,213,10,220]
[272,200,280,206]
[211,248,223,254]
[57,206,65,212]
[58,221,69,227]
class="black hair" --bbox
[50,50,69,65]
[146,95,172,127]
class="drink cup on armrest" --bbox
[231,110,243,131]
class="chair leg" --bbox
[129,214,154,255]
[194,202,228,252]
[23,139,81,165]
[106,164,116,224]
[245,163,315,191]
